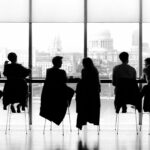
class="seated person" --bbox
[76,57,101,130]
[140,58,150,112]
[40,56,74,125]
[3,52,30,113]
[112,52,140,113]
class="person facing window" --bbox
[3,52,31,113]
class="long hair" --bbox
[82,57,99,77]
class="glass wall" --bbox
[143,24,150,66]
[32,23,83,99]
[0,0,150,126]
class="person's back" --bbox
[112,52,139,113]
[141,58,150,112]
[46,67,67,88]
[143,58,150,84]
[76,57,100,130]
[4,63,30,80]
[3,52,30,112]
[40,56,74,125]
[113,63,136,85]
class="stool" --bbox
[5,104,28,134]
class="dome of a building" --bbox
[100,30,111,38]
[93,30,111,40]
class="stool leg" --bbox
[50,121,52,131]
[98,111,101,134]
[149,113,150,135]
[78,129,80,135]
[62,121,64,136]
[115,113,118,130]
[8,106,11,131]
[24,108,27,134]
[135,109,138,135]
[5,105,10,134]
[116,114,119,134]
[43,119,46,134]
[67,106,72,132]
[97,125,100,135]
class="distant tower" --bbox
[53,35,62,55]
[132,30,139,46]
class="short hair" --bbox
[119,52,129,63]
[52,56,63,66]
[145,58,150,65]
[7,52,17,63]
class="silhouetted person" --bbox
[112,52,140,113]
[76,57,101,130]
[40,56,74,125]
[140,58,150,112]
[3,52,30,113]
[142,58,150,83]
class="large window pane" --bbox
[88,23,139,78]
[32,0,84,22]
[32,23,83,78]
[88,0,139,22]
[32,23,83,102]
[143,0,150,23]
[0,0,29,22]
[0,23,29,75]
[143,24,150,66]
[32,23,83,125]
[0,23,28,125]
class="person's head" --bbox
[144,58,150,67]
[82,57,94,69]
[52,56,63,68]
[119,52,129,64]
[7,52,17,63]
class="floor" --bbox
[0,98,150,150]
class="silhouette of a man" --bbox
[112,52,136,113]
[40,56,74,125]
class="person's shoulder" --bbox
[5,63,11,67]
[46,67,53,72]
[127,64,136,71]
[15,63,23,68]
[113,64,121,70]
[60,69,66,74]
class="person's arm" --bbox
[134,69,137,80]
[112,67,116,86]
[140,68,147,82]
[62,70,67,83]
[3,61,9,77]
[20,65,31,78]
[98,78,101,93]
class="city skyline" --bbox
[0,23,149,53]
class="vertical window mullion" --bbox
[84,0,87,58]
[28,0,32,127]
[139,0,143,78]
